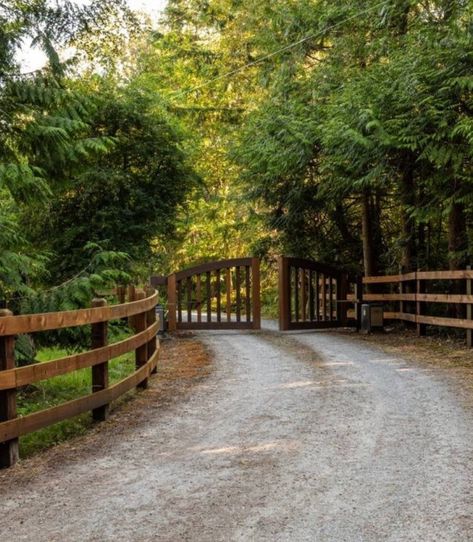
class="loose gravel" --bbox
[1,325,473,541]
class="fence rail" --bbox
[361,269,473,345]
[0,287,159,468]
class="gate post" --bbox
[278,256,290,331]
[167,273,177,332]
[251,258,261,330]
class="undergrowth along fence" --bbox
[0,287,159,468]
[361,268,473,345]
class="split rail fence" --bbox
[361,268,473,345]
[0,287,159,468]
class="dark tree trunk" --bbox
[448,201,468,270]
[399,153,417,272]
[448,199,468,318]
[361,190,377,279]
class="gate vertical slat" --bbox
[186,277,192,323]
[294,268,300,322]
[196,275,202,323]
[206,271,211,323]
[177,280,182,324]
[301,269,307,322]
[226,268,232,322]
[245,266,251,323]
[321,274,326,320]
[309,270,315,322]
[329,278,333,321]
[236,266,241,322]
[216,269,221,322]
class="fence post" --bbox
[467,265,472,348]
[167,273,177,332]
[416,271,426,336]
[251,258,261,330]
[127,284,136,328]
[355,275,363,331]
[117,286,126,304]
[0,309,19,468]
[91,298,109,421]
[146,286,158,374]
[278,256,290,331]
[399,271,404,317]
[338,272,349,326]
[133,290,148,389]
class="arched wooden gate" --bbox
[163,258,261,331]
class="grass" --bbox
[17,325,136,458]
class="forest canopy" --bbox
[1,0,472,309]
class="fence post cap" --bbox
[92,298,107,307]
[0,308,13,317]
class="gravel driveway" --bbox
[1,324,473,541]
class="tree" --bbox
[30,84,196,281]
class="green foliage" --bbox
[231,0,473,272]
[18,339,135,457]
[0,0,196,308]
[26,84,196,282]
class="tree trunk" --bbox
[448,201,468,270]
[399,153,416,272]
[448,199,468,318]
[361,190,377,279]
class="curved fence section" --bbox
[0,288,160,468]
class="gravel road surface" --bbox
[1,325,473,541]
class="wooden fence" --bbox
[0,287,159,468]
[361,268,473,345]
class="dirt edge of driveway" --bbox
[0,333,212,489]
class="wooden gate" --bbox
[164,258,261,331]
[278,256,361,331]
